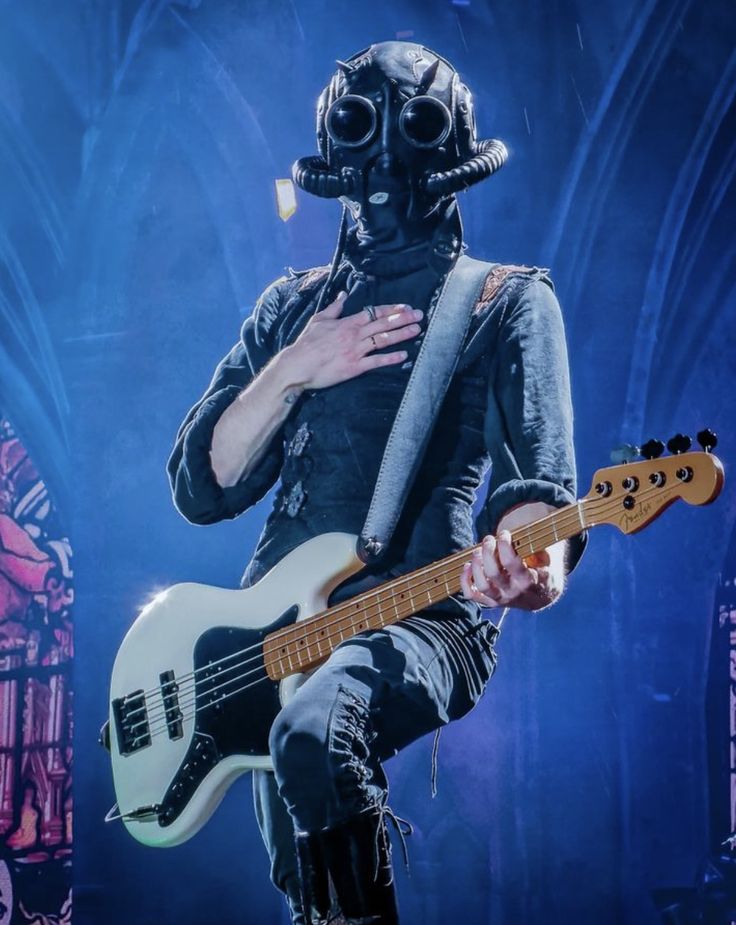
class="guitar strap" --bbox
[358,254,493,563]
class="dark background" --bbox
[1,0,735,922]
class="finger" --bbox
[362,308,423,338]
[355,303,414,326]
[479,535,510,592]
[471,548,503,597]
[320,291,348,318]
[357,350,409,372]
[470,548,489,593]
[497,530,537,592]
[533,566,550,592]
[461,563,500,609]
[363,324,421,352]
[459,562,472,598]
[496,530,526,576]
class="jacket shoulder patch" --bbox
[474,264,539,313]
[295,266,330,292]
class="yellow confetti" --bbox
[275,178,297,222]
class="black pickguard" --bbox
[158,606,297,828]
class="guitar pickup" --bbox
[112,690,151,756]
[160,670,183,741]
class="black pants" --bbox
[252,612,498,916]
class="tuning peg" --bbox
[640,439,665,460]
[697,429,718,453]
[610,443,640,465]
[667,433,692,455]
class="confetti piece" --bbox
[275,178,297,222]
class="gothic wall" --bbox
[0,1,734,923]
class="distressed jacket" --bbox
[167,259,585,619]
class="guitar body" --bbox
[108,532,362,848]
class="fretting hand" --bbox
[460,501,567,611]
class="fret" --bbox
[295,638,310,667]
[393,581,412,613]
[299,635,311,659]
[389,586,400,621]
[350,601,365,634]
[383,593,394,626]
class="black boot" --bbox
[319,806,399,925]
[294,830,332,925]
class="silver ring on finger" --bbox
[364,304,377,322]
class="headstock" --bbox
[584,432,724,534]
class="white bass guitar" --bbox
[103,437,723,848]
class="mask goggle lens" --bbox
[326,95,377,147]
[399,96,452,148]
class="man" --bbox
[168,41,585,925]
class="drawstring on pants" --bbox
[429,613,504,800]
[379,802,413,876]
[430,728,442,798]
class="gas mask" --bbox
[292,41,507,232]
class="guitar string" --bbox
[265,470,685,656]
[135,467,695,741]
[129,472,663,720]
[135,474,679,742]
[139,540,533,739]
[129,480,670,736]
[133,495,601,732]
[127,496,585,711]
[127,492,597,717]
[265,498,591,647]
[135,481,676,741]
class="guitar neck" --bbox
[263,499,591,681]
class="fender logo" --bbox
[618,484,674,530]
[620,500,653,529]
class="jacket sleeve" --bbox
[476,276,587,571]
[166,280,287,525]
